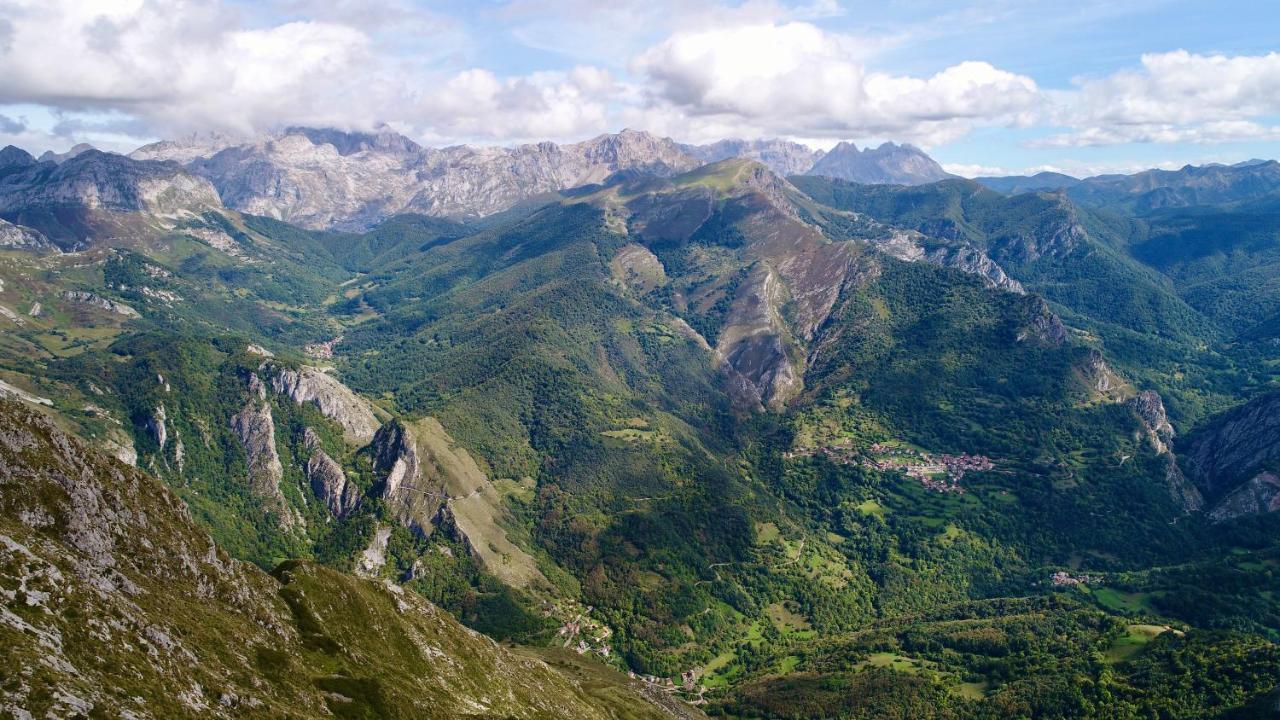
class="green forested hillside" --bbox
[2,156,1278,719]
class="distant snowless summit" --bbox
[117,127,952,229]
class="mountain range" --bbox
[1,126,1279,719]
[120,128,947,229]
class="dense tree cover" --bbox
[791,174,1280,431]
[711,597,1280,719]
[1129,201,1280,338]
[321,191,1277,698]
[790,177,1213,341]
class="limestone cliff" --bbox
[268,364,381,444]
[303,428,359,518]
[371,418,546,589]
[1128,390,1176,453]
[230,375,301,530]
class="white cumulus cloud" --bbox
[1041,50,1280,147]
[0,0,619,146]
[631,22,1042,146]
[0,2,1276,159]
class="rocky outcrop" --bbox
[1177,391,1280,520]
[1078,349,1130,401]
[992,195,1087,263]
[0,378,52,406]
[715,269,803,410]
[807,141,952,185]
[1163,458,1206,513]
[0,218,52,251]
[61,290,139,318]
[1122,389,1206,513]
[303,428,358,518]
[923,244,1025,293]
[147,404,168,449]
[370,421,440,537]
[269,365,380,443]
[872,229,1025,293]
[1182,391,1280,503]
[370,418,546,589]
[1017,297,1068,346]
[1129,390,1175,453]
[230,378,301,530]
[1208,472,1280,522]
[355,523,393,577]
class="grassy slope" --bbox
[0,399,697,719]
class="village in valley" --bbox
[546,599,614,659]
[784,438,994,494]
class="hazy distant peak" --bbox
[130,131,242,163]
[37,142,96,164]
[807,140,953,185]
[283,126,423,157]
[684,137,821,176]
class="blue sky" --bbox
[1,0,1278,177]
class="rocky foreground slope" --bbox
[0,400,700,719]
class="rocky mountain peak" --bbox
[682,137,821,176]
[0,144,36,171]
[38,142,96,164]
[575,128,696,170]
[808,140,953,185]
[129,131,243,163]
[114,127,962,228]
[283,125,423,157]
[0,149,223,219]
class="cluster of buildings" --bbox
[304,335,342,359]
[548,601,613,658]
[785,440,995,494]
[940,453,995,475]
[913,470,965,494]
[625,669,706,701]
[866,447,994,494]
[1050,570,1103,587]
